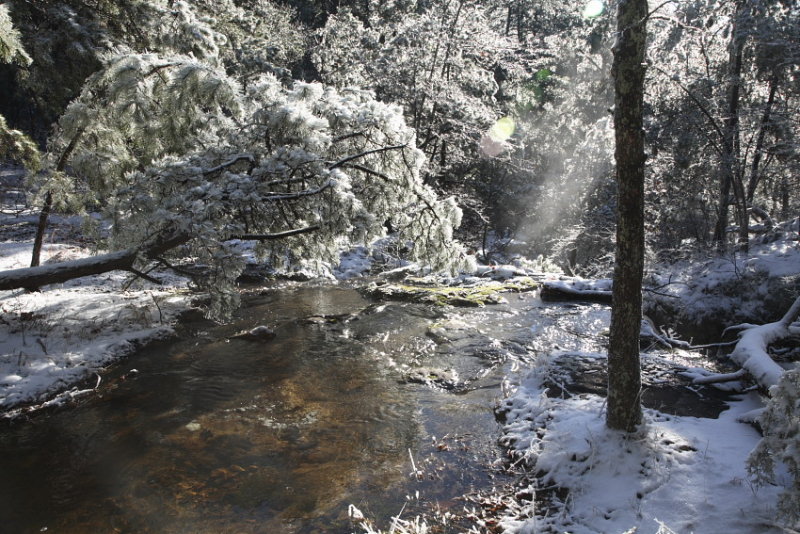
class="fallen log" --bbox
[0,225,323,293]
[0,250,141,290]
[695,295,800,391]
[0,232,189,292]
[540,281,613,303]
[728,295,800,390]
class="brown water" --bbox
[0,284,612,533]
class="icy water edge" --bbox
[0,283,613,533]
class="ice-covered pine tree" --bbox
[312,3,508,184]
[35,53,468,319]
[0,4,30,65]
[0,4,39,170]
[748,367,800,528]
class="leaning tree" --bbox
[6,52,468,319]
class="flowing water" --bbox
[0,284,613,533]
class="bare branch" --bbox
[340,163,391,181]
[332,131,366,143]
[228,225,321,241]
[329,144,408,170]
[651,64,724,153]
[264,181,333,201]
[692,369,747,385]
[203,154,255,175]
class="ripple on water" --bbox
[0,287,608,533]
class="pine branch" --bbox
[328,144,408,170]
[227,225,321,241]
[203,154,255,175]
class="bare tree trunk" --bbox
[714,0,747,250]
[746,73,779,204]
[1,225,320,292]
[30,127,85,270]
[29,190,51,268]
[3,232,189,291]
[607,0,648,433]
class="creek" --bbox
[0,283,614,533]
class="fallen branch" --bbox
[724,295,800,391]
[227,225,320,241]
[692,369,747,385]
[0,232,189,292]
[0,224,323,293]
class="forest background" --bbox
[2,0,796,283]
[1,0,800,529]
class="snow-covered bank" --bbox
[0,237,190,417]
[646,221,800,335]
[498,350,786,534]
[489,228,800,533]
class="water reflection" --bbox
[0,286,612,533]
[0,286,517,533]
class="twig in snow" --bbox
[151,294,164,324]
[123,267,162,289]
[408,448,424,479]
[692,369,747,385]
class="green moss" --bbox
[367,277,540,307]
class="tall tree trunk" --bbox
[746,73,779,204]
[607,0,648,433]
[29,191,51,268]
[713,0,747,250]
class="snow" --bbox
[729,322,791,389]
[646,222,800,326]
[0,216,191,417]
[499,350,785,534]
[542,276,613,297]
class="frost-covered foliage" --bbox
[0,0,305,133]
[143,0,306,79]
[0,115,40,170]
[748,367,800,527]
[474,1,616,266]
[40,53,467,319]
[0,4,30,65]
[646,0,800,250]
[0,5,39,170]
[313,2,509,183]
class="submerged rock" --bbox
[231,325,277,342]
[402,367,461,390]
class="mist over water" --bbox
[512,38,616,257]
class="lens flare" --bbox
[480,117,515,157]
[583,0,605,19]
[489,116,515,142]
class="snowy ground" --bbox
[646,220,800,327]
[490,227,800,534]
[497,350,787,534]
[0,205,191,418]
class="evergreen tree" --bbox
[34,53,468,318]
[312,2,509,186]
[0,4,40,170]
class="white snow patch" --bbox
[499,352,785,534]
[0,239,191,416]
